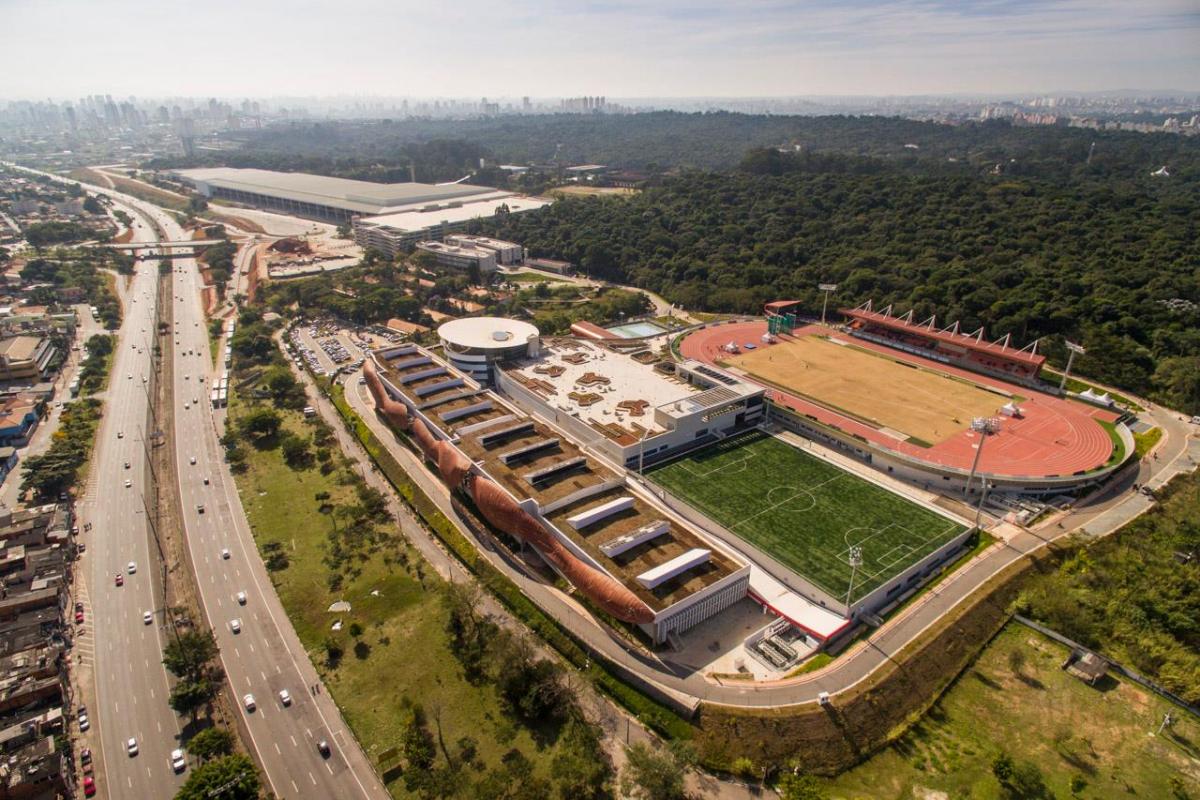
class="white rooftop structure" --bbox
[438,317,540,353]
[637,549,711,590]
[360,193,550,231]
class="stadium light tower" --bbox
[844,545,863,613]
[819,283,839,325]
[964,417,1001,505]
[1059,341,1087,391]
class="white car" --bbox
[243,693,255,712]
[278,689,292,707]
[127,561,136,574]
[184,403,189,410]
[189,456,196,465]
[170,748,186,773]
[124,479,132,488]
[236,591,247,605]
[143,610,153,625]
[127,738,138,757]
[117,431,124,439]
[230,618,242,634]
[193,397,199,404]
[127,374,133,380]
[221,548,231,560]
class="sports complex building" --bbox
[680,301,1132,497]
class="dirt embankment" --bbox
[694,551,1055,774]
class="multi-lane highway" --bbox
[80,202,184,799]
[151,206,389,800]
[7,165,389,799]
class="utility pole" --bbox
[818,283,839,325]
[1059,341,1086,392]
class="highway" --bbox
[79,202,184,799]
[153,205,389,800]
[5,165,390,799]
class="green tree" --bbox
[280,433,311,467]
[777,772,829,800]
[186,727,235,762]
[238,407,282,439]
[162,630,220,683]
[173,753,259,800]
[169,679,218,721]
[619,741,689,800]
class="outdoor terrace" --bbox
[545,487,740,611]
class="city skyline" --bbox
[3,0,1198,99]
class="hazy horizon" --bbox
[3,0,1198,100]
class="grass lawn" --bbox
[824,623,1200,799]
[228,394,566,796]
[648,432,967,601]
[1133,426,1163,460]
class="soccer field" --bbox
[648,433,968,603]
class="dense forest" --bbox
[150,112,1200,176]
[476,147,1199,411]
[1020,471,1200,704]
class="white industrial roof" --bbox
[438,317,540,351]
[174,168,495,215]
[359,193,551,231]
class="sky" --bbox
[2,0,1198,99]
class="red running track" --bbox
[682,321,1120,479]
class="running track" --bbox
[682,321,1119,479]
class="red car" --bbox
[114,574,124,587]
[74,610,84,624]
[83,776,96,797]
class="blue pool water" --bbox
[606,321,669,339]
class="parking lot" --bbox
[287,319,403,378]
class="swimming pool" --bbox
[606,321,669,339]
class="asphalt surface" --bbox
[79,201,184,800]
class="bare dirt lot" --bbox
[728,334,1008,443]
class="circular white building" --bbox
[438,317,541,384]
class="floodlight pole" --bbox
[818,283,839,326]
[963,417,1000,515]
[1059,341,1086,392]
[844,545,863,615]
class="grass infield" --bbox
[648,432,967,602]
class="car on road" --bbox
[126,738,138,757]
[230,618,242,633]
[193,397,199,404]
[243,693,255,712]
[143,610,153,625]
[317,740,332,758]
[80,747,91,766]
[189,456,196,465]
[170,748,186,773]
[75,609,84,624]
[123,461,130,469]
[184,402,189,410]
[127,561,136,574]
[197,503,205,514]
[124,479,132,488]
[127,374,132,380]
[278,689,292,707]
[236,591,246,605]
[117,431,123,438]
[114,574,123,587]
[77,706,89,731]
[82,776,96,797]
[203,477,210,485]
[221,548,231,560]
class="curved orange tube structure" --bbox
[365,360,655,625]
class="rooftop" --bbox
[438,317,540,352]
[505,339,698,441]
[358,193,552,232]
[174,168,496,215]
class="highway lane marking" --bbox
[309,772,317,786]
[289,735,297,747]
[326,762,334,775]
[292,780,299,794]
[261,670,267,681]
[274,743,281,754]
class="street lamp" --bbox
[818,283,839,325]
[844,545,863,614]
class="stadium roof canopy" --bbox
[174,167,495,215]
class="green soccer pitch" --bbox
[647,432,968,603]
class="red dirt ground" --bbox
[682,321,1120,479]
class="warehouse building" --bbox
[353,195,550,257]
